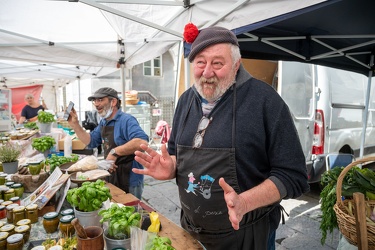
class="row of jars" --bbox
[0,219,32,250]
[0,203,38,224]
[42,209,75,237]
[0,182,24,201]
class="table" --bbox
[107,183,204,250]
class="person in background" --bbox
[67,87,148,199]
[133,24,310,249]
[18,93,47,124]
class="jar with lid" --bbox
[5,182,14,188]
[9,197,20,206]
[0,231,9,250]
[16,219,31,229]
[11,184,24,198]
[0,224,15,236]
[14,225,30,242]
[6,204,19,224]
[28,161,42,175]
[12,206,25,225]
[25,204,38,224]
[3,188,15,201]
[6,233,23,250]
[59,215,75,237]
[0,174,7,186]
[43,212,59,233]
[0,206,5,220]
[60,208,74,217]
[1,200,12,207]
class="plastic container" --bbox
[64,134,72,157]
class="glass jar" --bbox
[0,174,6,186]
[9,197,20,206]
[28,161,42,175]
[11,184,24,198]
[14,225,30,243]
[12,206,25,225]
[6,233,23,250]
[59,215,75,237]
[5,182,14,188]
[0,206,5,220]
[1,200,12,207]
[16,219,31,229]
[25,204,38,224]
[6,204,19,224]
[0,231,9,250]
[43,212,59,233]
[0,224,15,236]
[60,208,74,217]
[3,188,15,201]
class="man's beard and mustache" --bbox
[194,71,236,103]
[98,102,112,118]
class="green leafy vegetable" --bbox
[45,154,79,173]
[99,203,141,239]
[150,235,175,250]
[31,135,56,153]
[37,110,55,123]
[66,179,111,212]
[23,122,39,130]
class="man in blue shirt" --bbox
[68,87,148,199]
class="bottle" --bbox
[64,133,72,157]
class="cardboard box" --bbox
[58,137,86,150]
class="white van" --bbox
[275,61,375,183]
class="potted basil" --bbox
[37,110,56,133]
[99,203,141,249]
[66,179,112,227]
[31,135,56,160]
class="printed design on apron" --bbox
[185,172,214,199]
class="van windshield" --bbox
[280,62,313,118]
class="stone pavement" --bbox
[141,176,346,250]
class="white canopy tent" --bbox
[0,0,327,113]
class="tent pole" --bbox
[77,76,82,123]
[120,65,126,111]
[359,54,374,158]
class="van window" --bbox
[280,62,313,117]
[328,67,367,105]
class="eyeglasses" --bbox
[92,97,107,104]
[193,116,212,148]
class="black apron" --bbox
[176,86,274,250]
[101,125,134,193]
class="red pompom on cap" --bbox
[183,23,199,44]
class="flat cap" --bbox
[88,87,119,101]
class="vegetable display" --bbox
[23,122,39,130]
[320,166,375,245]
[37,110,56,123]
[45,154,79,173]
[99,203,141,239]
[31,135,56,153]
[66,179,111,212]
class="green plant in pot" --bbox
[99,203,141,249]
[66,179,112,227]
[0,142,22,174]
[37,110,55,133]
[99,203,141,239]
[31,135,56,161]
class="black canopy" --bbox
[236,0,375,77]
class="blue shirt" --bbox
[88,109,149,187]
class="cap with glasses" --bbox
[88,87,119,101]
